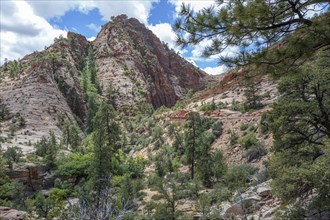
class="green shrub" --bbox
[239,133,259,149]
[245,145,267,162]
[229,130,239,147]
[224,164,257,191]
[259,112,269,134]
[208,183,232,204]
[3,146,22,169]
[240,123,249,131]
[211,120,223,138]
[56,153,92,178]
[199,100,217,112]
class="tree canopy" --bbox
[174,0,330,71]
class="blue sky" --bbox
[1,0,226,74]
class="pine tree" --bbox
[242,71,262,111]
[268,51,330,203]
[174,1,330,71]
[90,101,121,207]
[184,112,205,179]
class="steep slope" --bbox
[0,33,89,153]
[93,15,208,108]
[0,15,209,152]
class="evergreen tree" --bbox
[86,94,99,134]
[90,101,121,207]
[268,51,330,204]
[242,71,262,111]
[62,120,80,151]
[184,112,203,179]
[44,131,58,168]
[151,173,191,220]
[174,1,330,71]
[3,146,22,170]
[0,149,15,206]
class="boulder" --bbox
[224,203,243,218]
[257,186,271,198]
[0,206,30,220]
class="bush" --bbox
[56,153,92,178]
[229,130,238,147]
[199,100,217,112]
[211,120,223,138]
[245,145,267,162]
[35,132,58,168]
[259,112,269,134]
[225,164,257,191]
[208,183,232,204]
[19,116,26,127]
[3,146,22,169]
[240,123,249,131]
[239,133,259,149]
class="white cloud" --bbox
[0,0,159,63]
[169,0,216,14]
[148,22,187,54]
[86,23,101,32]
[0,1,67,63]
[203,65,227,75]
[27,0,157,24]
[87,36,96,42]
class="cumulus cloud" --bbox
[96,1,157,24]
[203,65,228,75]
[0,1,67,63]
[27,0,157,24]
[87,36,96,42]
[148,22,187,54]
[0,0,159,63]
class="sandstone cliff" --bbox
[93,15,208,108]
[0,15,209,152]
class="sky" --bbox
[0,0,229,75]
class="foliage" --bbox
[183,113,226,186]
[62,120,81,151]
[174,0,330,72]
[184,112,204,179]
[268,51,330,209]
[155,147,178,178]
[196,193,211,219]
[229,130,238,147]
[239,133,259,149]
[0,97,10,122]
[120,156,147,179]
[199,100,218,112]
[56,153,92,179]
[208,182,232,205]
[35,131,59,168]
[259,112,269,134]
[90,101,121,205]
[3,146,22,169]
[239,133,266,162]
[151,125,164,149]
[242,71,262,111]
[211,119,223,138]
[0,151,16,206]
[18,116,26,127]
[224,164,257,191]
[150,173,192,220]
[65,176,130,220]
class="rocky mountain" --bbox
[0,15,209,152]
